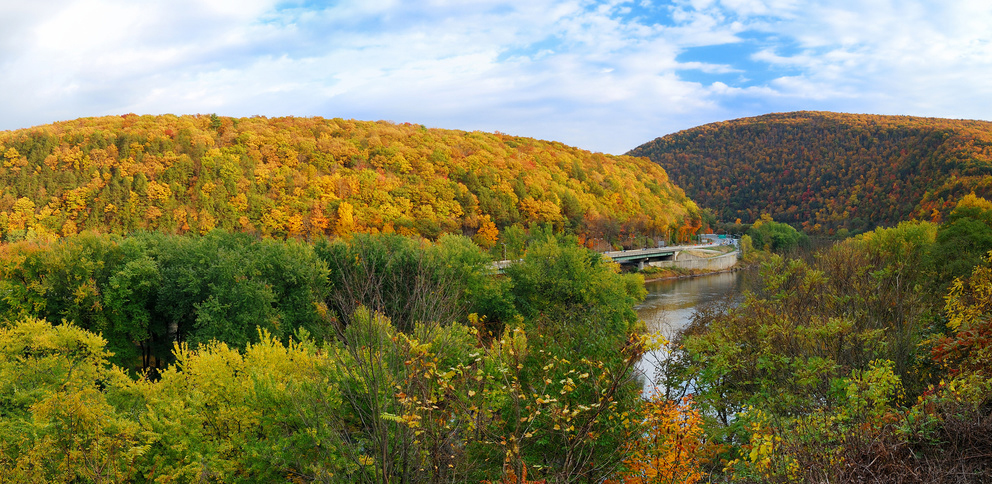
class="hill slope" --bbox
[0,115,699,242]
[628,111,992,234]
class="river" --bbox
[635,271,741,397]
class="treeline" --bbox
[648,194,992,482]
[0,230,543,371]
[629,111,992,235]
[0,230,703,482]
[0,115,700,246]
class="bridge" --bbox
[493,242,734,273]
[602,243,722,270]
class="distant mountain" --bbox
[628,111,992,234]
[0,115,699,242]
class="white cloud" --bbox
[0,0,989,153]
[741,1,992,119]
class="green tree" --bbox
[506,238,644,352]
[931,193,992,287]
[499,238,647,481]
[150,230,328,351]
[316,233,496,334]
[746,215,808,253]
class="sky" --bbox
[1,0,990,154]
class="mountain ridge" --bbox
[0,114,701,243]
[628,111,992,234]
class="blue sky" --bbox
[1,0,990,154]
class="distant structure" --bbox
[700,234,738,247]
[494,241,738,273]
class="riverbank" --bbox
[637,246,740,282]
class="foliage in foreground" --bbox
[0,230,332,370]
[0,233,707,483]
[652,199,992,482]
[4,194,992,482]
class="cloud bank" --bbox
[1,0,989,153]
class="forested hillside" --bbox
[0,114,699,244]
[629,111,992,234]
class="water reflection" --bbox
[635,272,740,396]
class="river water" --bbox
[634,271,741,396]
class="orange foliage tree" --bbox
[608,396,714,484]
[475,214,500,248]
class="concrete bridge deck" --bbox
[604,243,727,269]
[493,242,735,273]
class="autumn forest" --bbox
[0,114,700,247]
[630,111,992,235]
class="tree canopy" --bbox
[629,111,992,235]
[0,115,700,245]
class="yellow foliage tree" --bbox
[955,192,992,212]
[0,319,141,482]
[62,219,78,237]
[8,197,36,231]
[198,209,216,235]
[945,252,992,332]
[336,201,355,235]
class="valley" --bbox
[0,112,989,483]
